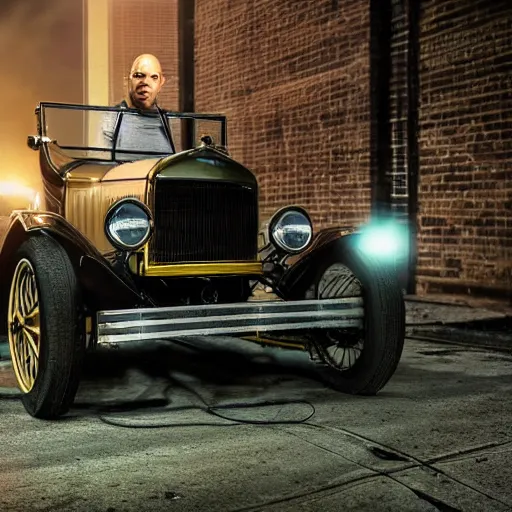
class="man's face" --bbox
[128,59,165,110]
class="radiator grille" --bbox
[149,179,258,263]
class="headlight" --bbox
[356,219,409,260]
[269,207,313,253]
[104,198,153,251]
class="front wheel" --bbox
[305,238,405,395]
[7,234,85,419]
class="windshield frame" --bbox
[36,102,228,161]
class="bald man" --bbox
[123,53,166,110]
[100,54,175,159]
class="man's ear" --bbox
[160,75,166,87]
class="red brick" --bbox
[194,0,371,228]
[417,0,512,296]
[109,0,179,110]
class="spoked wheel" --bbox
[306,237,405,395]
[8,258,41,393]
[7,235,85,419]
[315,264,365,372]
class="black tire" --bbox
[307,237,405,395]
[7,234,85,419]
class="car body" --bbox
[0,102,406,419]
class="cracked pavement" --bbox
[1,334,511,512]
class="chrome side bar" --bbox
[96,297,364,344]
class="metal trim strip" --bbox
[96,297,364,344]
[97,319,362,344]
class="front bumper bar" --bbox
[96,297,364,344]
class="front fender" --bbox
[0,212,144,330]
[276,228,360,300]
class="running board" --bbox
[96,297,364,344]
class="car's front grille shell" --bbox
[149,179,259,263]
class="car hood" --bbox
[65,158,161,183]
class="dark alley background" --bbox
[0,0,510,300]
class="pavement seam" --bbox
[425,440,512,465]
[269,424,512,512]
[226,472,387,512]
[304,422,512,509]
[276,426,468,511]
[280,425,416,471]
[225,433,454,512]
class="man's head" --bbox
[127,54,166,110]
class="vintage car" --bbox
[0,102,406,419]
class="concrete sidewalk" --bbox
[1,335,511,511]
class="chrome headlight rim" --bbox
[268,206,313,254]
[104,197,153,251]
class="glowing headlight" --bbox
[357,219,409,260]
[104,198,153,251]
[270,208,313,253]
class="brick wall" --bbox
[416,0,512,296]
[195,0,371,229]
[106,0,511,297]
[109,0,179,110]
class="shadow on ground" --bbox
[73,337,326,416]
[71,334,512,418]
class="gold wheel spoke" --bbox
[13,276,20,319]
[26,272,33,312]
[29,348,39,382]
[24,324,40,339]
[19,272,29,317]
[14,331,24,367]
[16,333,30,390]
[28,273,36,310]
[23,330,39,361]
[26,305,39,321]
[26,280,35,315]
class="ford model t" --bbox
[0,102,405,419]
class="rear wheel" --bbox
[306,239,405,395]
[7,235,85,419]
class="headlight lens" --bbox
[105,199,152,250]
[270,209,313,253]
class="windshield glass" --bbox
[39,103,227,162]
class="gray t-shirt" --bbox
[101,107,174,161]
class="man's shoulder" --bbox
[101,101,127,135]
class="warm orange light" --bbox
[0,181,37,202]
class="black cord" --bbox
[98,400,316,429]
[97,376,316,429]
